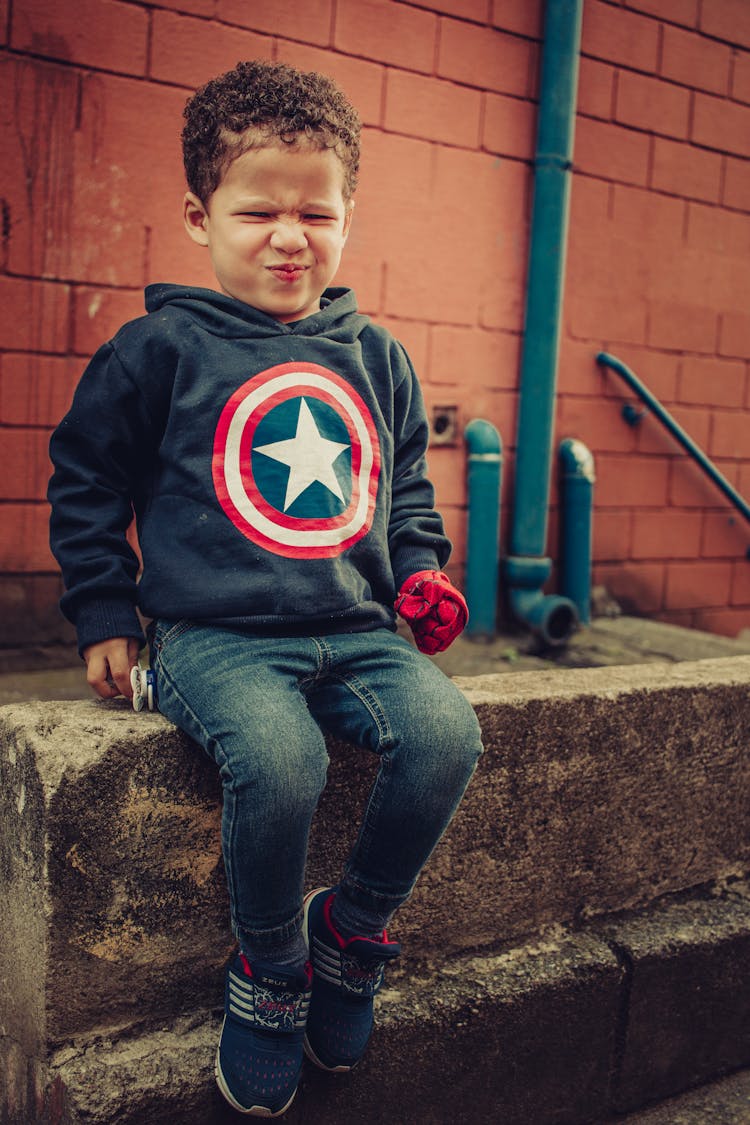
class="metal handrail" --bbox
[597,352,750,554]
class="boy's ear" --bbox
[342,200,354,241]
[183,192,210,246]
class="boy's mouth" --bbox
[268,264,308,283]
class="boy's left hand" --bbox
[395,571,468,654]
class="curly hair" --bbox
[182,60,361,203]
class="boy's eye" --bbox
[303,213,335,223]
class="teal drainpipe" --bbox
[504,0,584,646]
[559,438,595,626]
[464,419,502,639]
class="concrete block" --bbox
[50,934,622,1125]
[602,883,750,1113]
[2,656,749,1122]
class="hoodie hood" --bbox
[144,284,370,345]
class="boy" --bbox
[48,60,483,1118]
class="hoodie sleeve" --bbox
[48,340,156,654]
[386,343,451,590]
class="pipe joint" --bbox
[508,585,579,648]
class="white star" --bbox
[254,398,349,512]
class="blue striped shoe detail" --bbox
[303,887,400,1072]
[215,954,311,1117]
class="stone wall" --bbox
[1,656,749,1123]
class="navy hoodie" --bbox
[48,285,450,653]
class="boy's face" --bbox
[183,139,353,323]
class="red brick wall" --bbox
[1,0,748,649]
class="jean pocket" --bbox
[152,618,195,652]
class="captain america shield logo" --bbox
[212,362,381,558]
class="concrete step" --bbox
[2,654,749,1124]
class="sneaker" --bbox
[215,953,312,1117]
[303,887,401,1073]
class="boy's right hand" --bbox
[83,637,141,700]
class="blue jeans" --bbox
[150,621,482,954]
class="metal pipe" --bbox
[504,0,583,645]
[559,438,595,625]
[598,351,750,526]
[464,419,502,639]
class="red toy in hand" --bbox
[395,570,468,655]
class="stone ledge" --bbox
[2,656,749,1123]
[27,884,750,1125]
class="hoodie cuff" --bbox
[74,599,146,657]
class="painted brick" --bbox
[384,71,482,147]
[594,562,666,613]
[615,71,691,139]
[408,0,488,22]
[2,64,181,288]
[613,185,686,249]
[217,0,332,47]
[730,561,750,606]
[651,137,722,203]
[150,10,270,88]
[692,92,750,159]
[574,118,651,186]
[719,312,750,358]
[700,0,750,50]
[482,93,536,160]
[438,18,532,96]
[11,0,148,76]
[665,561,733,608]
[595,454,670,507]
[0,56,80,279]
[557,336,610,398]
[0,0,8,43]
[334,0,437,73]
[2,429,52,501]
[146,0,214,13]
[491,0,543,39]
[0,277,70,353]
[669,456,740,509]
[631,509,703,558]
[386,144,529,327]
[0,354,80,426]
[733,50,750,105]
[686,202,750,255]
[633,404,710,460]
[582,2,660,73]
[701,512,749,558]
[577,57,615,121]
[428,326,521,389]
[74,72,186,287]
[422,445,467,507]
[710,410,750,459]
[696,607,750,637]
[350,128,432,301]
[592,509,633,563]
[679,356,746,409]
[71,288,146,356]
[623,0,698,27]
[276,42,384,127]
[0,504,56,571]
[600,345,681,404]
[661,25,731,96]
[647,300,717,353]
[556,396,637,454]
[740,460,750,495]
[566,293,648,347]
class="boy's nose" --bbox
[270,221,308,253]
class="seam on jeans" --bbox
[335,672,394,749]
[153,619,194,650]
[152,648,245,935]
